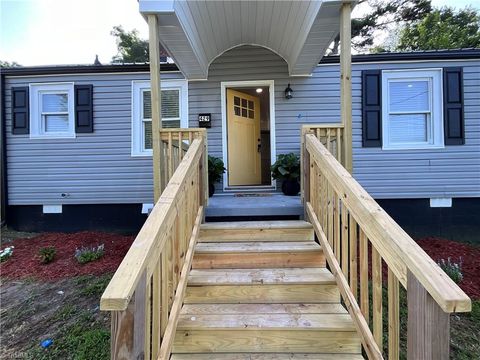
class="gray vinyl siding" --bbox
[5,71,182,205]
[189,45,480,199]
[5,46,479,206]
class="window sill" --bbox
[30,133,76,140]
[382,144,445,151]
[131,152,153,157]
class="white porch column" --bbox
[340,2,353,174]
[148,14,164,201]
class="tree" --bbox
[397,7,480,51]
[0,60,20,68]
[331,0,432,53]
[111,25,149,63]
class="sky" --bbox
[0,0,478,66]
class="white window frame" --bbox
[131,80,188,157]
[382,69,444,150]
[29,82,75,139]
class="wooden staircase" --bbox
[170,220,363,359]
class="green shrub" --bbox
[271,153,300,181]
[438,257,463,284]
[74,244,104,264]
[38,246,56,264]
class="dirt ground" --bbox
[0,275,111,360]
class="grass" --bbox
[363,283,479,359]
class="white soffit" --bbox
[140,0,350,80]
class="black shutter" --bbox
[443,67,464,145]
[11,87,29,134]
[74,84,93,133]
[362,70,382,147]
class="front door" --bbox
[227,89,261,186]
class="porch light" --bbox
[285,84,293,99]
[256,88,263,93]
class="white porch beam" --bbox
[148,14,164,202]
[340,2,353,174]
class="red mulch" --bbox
[417,237,480,300]
[0,231,134,281]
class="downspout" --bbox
[0,72,8,227]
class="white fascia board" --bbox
[139,0,174,14]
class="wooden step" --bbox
[188,268,335,285]
[172,355,364,360]
[185,268,339,304]
[192,241,325,269]
[199,220,314,242]
[173,305,361,353]
[181,303,348,315]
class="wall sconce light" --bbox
[285,83,293,99]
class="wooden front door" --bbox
[227,89,261,186]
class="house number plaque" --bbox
[198,113,212,128]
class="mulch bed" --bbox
[417,237,480,300]
[0,232,134,281]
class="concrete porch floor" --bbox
[205,193,303,218]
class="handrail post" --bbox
[301,128,311,219]
[407,270,450,360]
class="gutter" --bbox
[0,71,7,227]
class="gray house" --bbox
[1,48,479,238]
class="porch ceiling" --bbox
[140,0,351,80]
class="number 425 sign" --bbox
[198,113,211,128]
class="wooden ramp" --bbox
[171,221,363,359]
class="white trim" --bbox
[381,69,444,150]
[220,80,276,191]
[316,58,480,67]
[29,82,75,139]
[5,71,182,79]
[141,203,154,214]
[43,205,62,214]
[131,79,189,157]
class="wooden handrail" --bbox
[303,133,470,359]
[101,136,206,359]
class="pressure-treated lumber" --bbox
[199,220,314,242]
[307,203,382,360]
[180,303,348,315]
[340,2,353,173]
[185,284,340,304]
[172,354,365,360]
[407,270,450,360]
[147,14,163,200]
[195,241,320,253]
[158,207,203,360]
[101,138,204,311]
[188,268,335,286]
[305,134,471,313]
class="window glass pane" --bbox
[162,120,181,128]
[144,121,152,150]
[248,110,254,119]
[42,93,68,112]
[44,114,69,132]
[389,80,429,112]
[242,108,247,117]
[241,98,247,108]
[161,90,180,118]
[234,106,240,116]
[248,100,254,110]
[143,91,152,119]
[234,96,240,106]
[389,114,428,143]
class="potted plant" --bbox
[271,153,300,196]
[208,155,226,197]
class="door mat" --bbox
[234,193,273,197]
